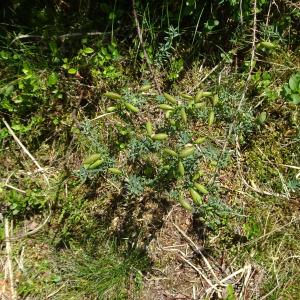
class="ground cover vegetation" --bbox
[0,0,299,299]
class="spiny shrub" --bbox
[76,84,228,222]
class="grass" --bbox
[57,246,148,299]
[16,235,149,299]
[1,60,299,298]
[0,2,300,298]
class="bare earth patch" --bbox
[140,205,263,299]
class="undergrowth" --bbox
[0,0,299,299]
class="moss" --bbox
[243,115,299,194]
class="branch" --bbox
[237,0,257,111]
[2,118,49,187]
[132,0,161,94]
[281,0,300,10]
[4,218,17,300]
[10,31,109,44]
[211,0,258,184]
[6,210,52,242]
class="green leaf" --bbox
[68,68,77,74]
[51,275,62,283]
[258,111,267,124]
[48,72,58,86]
[225,284,236,300]
[259,41,276,50]
[109,12,116,20]
[283,84,291,96]
[13,209,19,215]
[0,50,9,60]
[83,47,94,54]
[291,94,300,105]
[101,47,108,55]
[289,75,299,91]
[11,124,22,131]
[4,85,14,96]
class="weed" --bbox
[283,72,300,105]
[2,188,47,217]
[155,25,181,66]
[125,175,147,198]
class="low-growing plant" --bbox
[74,86,231,231]
[62,41,122,80]
[56,240,149,299]
[2,188,47,217]
[283,72,300,105]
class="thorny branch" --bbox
[132,0,162,94]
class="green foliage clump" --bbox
[283,72,300,105]
[71,87,232,233]
[1,189,47,216]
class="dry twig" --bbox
[3,183,26,194]
[3,172,26,194]
[179,255,222,297]
[281,0,300,10]
[2,118,50,187]
[11,31,110,44]
[132,0,161,94]
[189,62,222,93]
[4,218,17,300]
[45,284,66,299]
[211,0,258,185]
[5,211,52,242]
[173,223,221,284]
[2,119,53,240]
[205,264,252,295]
[91,112,115,121]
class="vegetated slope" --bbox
[0,1,299,299]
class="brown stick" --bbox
[211,0,258,185]
[2,118,49,187]
[132,0,161,94]
[4,219,17,300]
